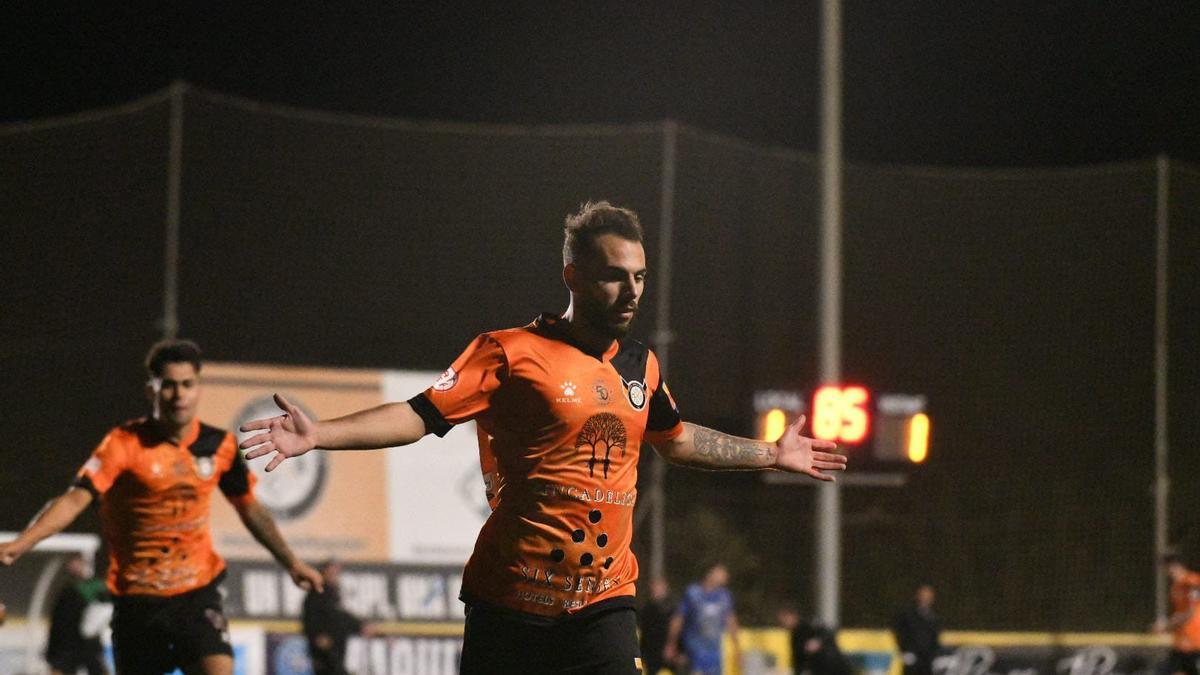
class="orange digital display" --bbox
[812,385,871,444]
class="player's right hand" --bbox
[240,393,320,472]
[0,540,27,566]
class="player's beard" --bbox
[581,295,637,340]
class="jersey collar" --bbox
[534,313,620,362]
[139,416,202,448]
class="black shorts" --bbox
[111,573,233,674]
[459,602,642,675]
[46,646,105,675]
[1169,650,1200,675]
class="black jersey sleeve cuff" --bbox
[408,393,453,438]
[646,383,681,432]
[73,475,100,499]
[219,452,252,498]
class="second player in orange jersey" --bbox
[1,340,322,675]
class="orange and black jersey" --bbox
[409,313,683,618]
[1171,572,1200,651]
[74,418,257,597]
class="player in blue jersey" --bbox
[665,564,740,675]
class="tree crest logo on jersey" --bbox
[576,413,628,479]
[432,367,459,391]
[623,378,647,411]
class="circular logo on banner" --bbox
[625,380,647,411]
[233,396,327,520]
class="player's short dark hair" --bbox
[1162,552,1184,566]
[144,339,203,378]
[562,201,644,265]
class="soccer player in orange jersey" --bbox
[239,201,847,674]
[0,340,322,675]
[1156,554,1200,675]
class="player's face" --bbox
[149,362,201,430]
[917,586,935,607]
[571,234,647,340]
[1168,563,1187,582]
[706,564,729,588]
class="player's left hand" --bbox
[289,560,325,593]
[772,414,846,481]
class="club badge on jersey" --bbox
[623,379,647,411]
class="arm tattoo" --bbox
[689,425,775,469]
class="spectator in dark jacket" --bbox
[639,578,676,675]
[892,584,942,675]
[303,559,369,675]
[46,552,110,675]
[778,606,851,675]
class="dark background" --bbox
[4,2,1199,165]
[3,3,1199,631]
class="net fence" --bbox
[2,84,1196,632]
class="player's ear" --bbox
[563,263,580,292]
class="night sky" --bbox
[6,2,1199,166]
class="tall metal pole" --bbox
[650,119,679,581]
[163,81,185,339]
[1153,154,1171,620]
[816,0,844,627]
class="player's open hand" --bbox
[240,394,319,472]
[772,414,846,481]
[289,560,325,593]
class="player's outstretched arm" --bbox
[653,415,846,480]
[0,487,94,566]
[232,500,324,593]
[240,393,429,472]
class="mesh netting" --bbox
[2,85,1196,631]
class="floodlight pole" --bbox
[816,0,844,627]
[163,80,185,339]
[650,120,679,581]
[1153,154,1170,621]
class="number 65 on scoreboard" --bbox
[755,386,930,465]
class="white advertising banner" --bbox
[204,363,488,565]
[383,371,489,565]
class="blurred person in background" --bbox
[892,584,942,675]
[239,201,846,675]
[0,339,322,675]
[46,552,111,675]
[665,563,741,675]
[639,577,677,675]
[778,605,850,675]
[1154,554,1200,675]
[303,558,372,675]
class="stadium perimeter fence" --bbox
[1,83,1198,633]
